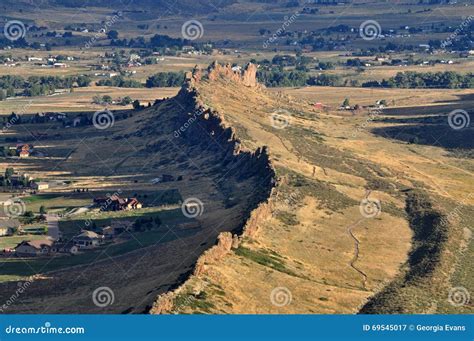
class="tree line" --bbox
[362,71,474,89]
[0,75,91,99]
[95,72,186,88]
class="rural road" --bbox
[46,214,60,240]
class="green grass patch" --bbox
[235,246,297,277]
[275,211,299,226]
[174,291,216,313]
[60,207,185,239]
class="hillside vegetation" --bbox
[151,63,473,314]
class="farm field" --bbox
[0,86,179,114]
[279,86,474,109]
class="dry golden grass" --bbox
[276,86,474,108]
[163,75,454,314]
[0,86,178,114]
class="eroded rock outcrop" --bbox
[151,63,276,314]
[206,61,259,87]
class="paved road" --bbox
[46,214,60,240]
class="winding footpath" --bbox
[346,218,368,290]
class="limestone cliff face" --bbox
[151,63,276,314]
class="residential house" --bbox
[94,196,142,211]
[31,182,49,191]
[16,144,31,155]
[124,198,142,210]
[51,241,79,255]
[19,150,30,158]
[15,238,54,257]
[101,226,115,239]
[73,231,103,249]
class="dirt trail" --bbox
[346,219,368,289]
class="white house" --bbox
[31,182,49,191]
[73,231,103,249]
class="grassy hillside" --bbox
[151,63,473,314]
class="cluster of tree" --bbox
[111,34,186,49]
[92,95,135,106]
[270,55,314,69]
[95,72,185,88]
[145,72,185,87]
[257,70,342,87]
[0,147,17,158]
[257,70,309,87]
[363,71,474,89]
[0,167,31,188]
[308,74,342,86]
[0,37,28,48]
[0,75,91,99]
[96,76,143,88]
[346,58,365,67]
[316,61,335,70]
